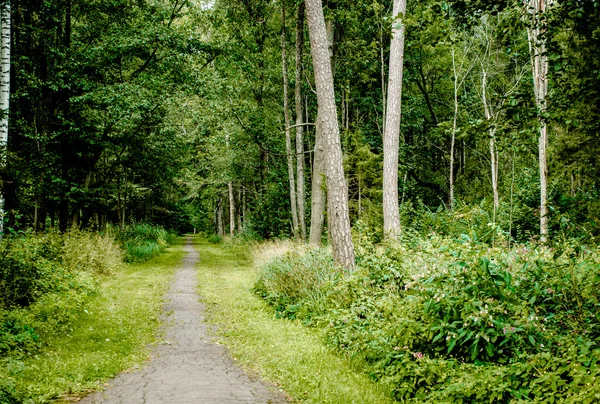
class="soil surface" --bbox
[78,237,289,404]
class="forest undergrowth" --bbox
[195,237,394,403]
[0,225,177,403]
[254,214,600,402]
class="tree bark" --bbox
[295,3,306,240]
[305,0,355,269]
[482,69,499,209]
[526,0,549,242]
[0,0,10,237]
[217,197,224,237]
[281,2,299,237]
[309,114,326,245]
[228,181,235,236]
[382,0,407,239]
[449,47,459,211]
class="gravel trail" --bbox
[79,237,289,404]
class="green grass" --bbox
[1,238,185,403]
[194,238,394,404]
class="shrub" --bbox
[254,249,338,321]
[0,230,119,360]
[113,224,173,262]
[255,233,600,402]
[62,230,123,275]
[207,234,223,244]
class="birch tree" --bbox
[305,0,355,269]
[526,0,549,242]
[0,0,10,237]
[295,3,306,240]
[382,0,407,239]
[281,1,299,237]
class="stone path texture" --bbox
[79,237,289,404]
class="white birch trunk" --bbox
[228,181,235,236]
[526,0,549,242]
[382,0,407,239]
[482,69,500,209]
[450,48,458,211]
[305,0,355,269]
[295,3,306,240]
[282,3,299,237]
[225,133,235,235]
[0,1,10,237]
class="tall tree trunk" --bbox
[295,3,306,240]
[308,13,334,247]
[382,0,407,239]
[309,114,326,245]
[228,181,235,236]
[526,0,549,242]
[282,2,299,237]
[449,47,459,211]
[0,0,10,237]
[482,69,499,209]
[305,0,355,269]
[217,197,224,237]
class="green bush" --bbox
[255,233,600,402]
[0,230,121,360]
[207,234,223,244]
[113,224,173,262]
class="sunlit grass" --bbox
[195,238,394,404]
[3,238,185,403]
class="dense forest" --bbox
[2,0,600,401]
[0,0,598,247]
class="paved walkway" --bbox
[79,237,289,404]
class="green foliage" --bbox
[255,233,600,401]
[0,238,184,403]
[113,224,173,263]
[253,249,339,321]
[207,234,223,244]
[0,230,125,360]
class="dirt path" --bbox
[79,237,289,404]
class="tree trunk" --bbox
[237,185,243,233]
[382,0,407,240]
[482,69,499,209]
[0,0,10,237]
[282,3,299,237]
[305,0,355,269]
[449,47,459,211]
[295,3,307,240]
[217,197,224,237]
[309,114,326,245]
[228,181,235,236]
[526,0,549,242]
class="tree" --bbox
[304,0,355,269]
[382,0,407,239]
[0,0,9,236]
[526,0,549,242]
[295,3,307,240]
[281,0,299,237]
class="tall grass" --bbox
[113,224,174,262]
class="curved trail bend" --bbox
[79,237,289,404]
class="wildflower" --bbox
[413,352,424,359]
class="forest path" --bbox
[78,236,289,404]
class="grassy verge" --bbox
[2,238,185,403]
[194,238,394,404]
